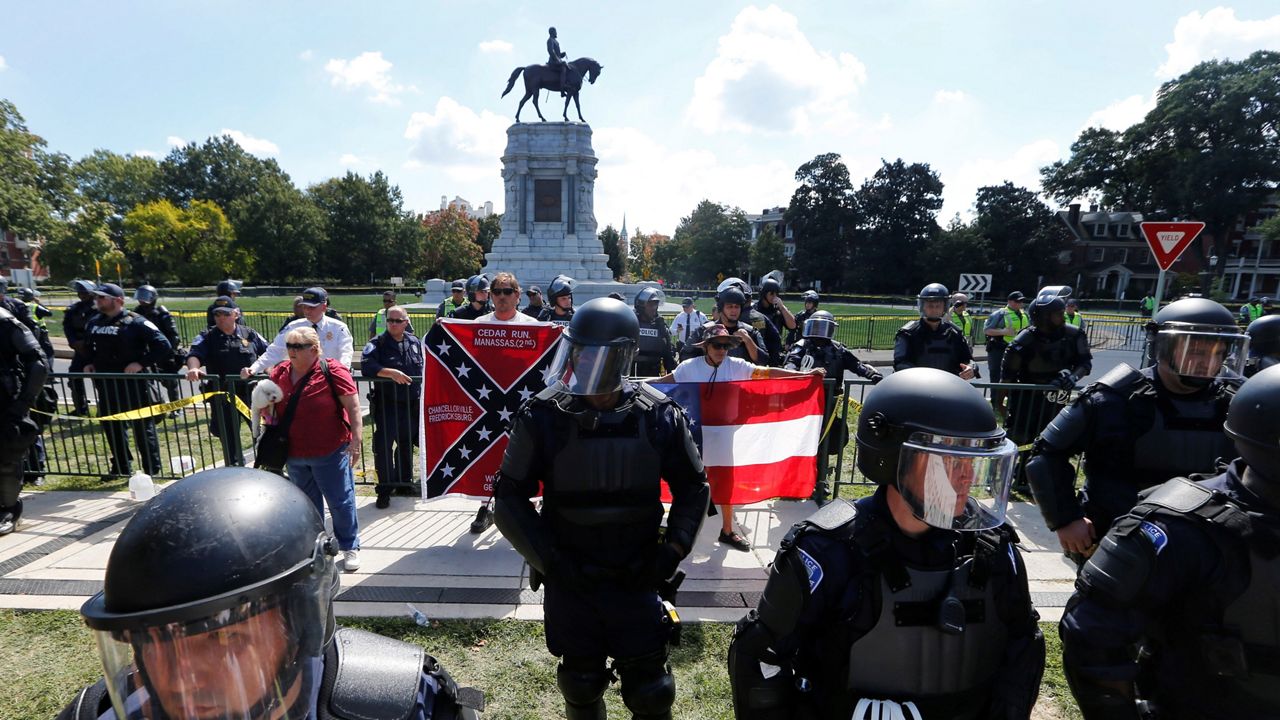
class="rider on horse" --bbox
[547,27,569,96]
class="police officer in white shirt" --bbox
[242,287,354,377]
[670,297,707,354]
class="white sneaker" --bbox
[342,550,361,572]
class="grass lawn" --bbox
[1,610,1078,719]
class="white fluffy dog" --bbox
[250,379,283,439]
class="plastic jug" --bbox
[128,471,155,502]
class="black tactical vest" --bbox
[898,321,964,373]
[636,316,668,360]
[1012,329,1084,384]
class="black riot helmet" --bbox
[634,286,663,316]
[1151,297,1249,385]
[1028,285,1070,337]
[760,277,782,299]
[717,276,752,303]
[72,279,97,297]
[215,279,242,296]
[81,468,339,720]
[716,286,747,312]
[465,274,491,303]
[133,284,159,305]
[802,290,819,306]
[803,310,837,340]
[1225,365,1280,506]
[855,368,1016,531]
[917,283,950,321]
[548,274,576,300]
[18,287,36,302]
[1248,314,1280,359]
[545,298,640,396]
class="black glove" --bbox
[648,542,684,587]
[1054,369,1077,390]
[866,370,884,385]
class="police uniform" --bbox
[2,296,51,360]
[728,491,1045,719]
[747,306,785,366]
[437,298,465,319]
[205,301,246,328]
[136,303,184,405]
[1025,364,1238,542]
[892,319,973,375]
[984,306,1029,384]
[948,309,974,345]
[188,323,269,462]
[755,301,792,360]
[1001,324,1092,445]
[449,302,491,320]
[634,313,677,377]
[370,308,415,338]
[86,310,173,475]
[789,307,816,347]
[1060,461,1280,718]
[64,297,98,414]
[537,306,575,326]
[0,306,48,533]
[361,331,423,497]
[495,382,710,720]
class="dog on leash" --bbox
[250,379,283,439]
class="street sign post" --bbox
[957,273,992,294]
[1140,221,1206,314]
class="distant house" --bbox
[1,228,48,281]
[1054,204,1205,300]
[744,206,794,260]
[1217,198,1280,300]
[440,195,494,219]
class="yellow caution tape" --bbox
[32,391,252,422]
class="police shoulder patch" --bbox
[363,342,376,355]
[796,548,824,593]
[1138,521,1169,555]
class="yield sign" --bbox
[1140,221,1206,271]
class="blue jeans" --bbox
[287,443,360,551]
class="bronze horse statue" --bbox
[501,57,602,123]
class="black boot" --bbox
[470,503,494,533]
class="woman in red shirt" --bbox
[266,327,365,570]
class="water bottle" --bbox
[406,603,430,627]
[128,471,155,502]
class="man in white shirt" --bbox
[476,272,540,324]
[656,324,822,551]
[242,287,354,376]
[670,297,708,354]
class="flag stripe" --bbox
[701,415,821,467]
[707,455,816,504]
[694,377,824,426]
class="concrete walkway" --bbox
[0,489,1077,623]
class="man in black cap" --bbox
[245,287,354,375]
[522,285,546,318]
[985,291,1029,412]
[437,279,467,319]
[186,299,270,466]
[205,279,244,327]
[84,283,173,477]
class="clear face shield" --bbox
[90,548,337,720]
[896,432,1017,531]
[918,298,946,321]
[545,339,637,396]
[803,316,836,340]
[1156,328,1249,380]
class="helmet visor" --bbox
[896,432,1017,531]
[918,298,946,321]
[1157,329,1249,379]
[545,340,636,394]
[803,317,836,340]
[93,595,324,720]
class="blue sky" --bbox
[4,2,1280,234]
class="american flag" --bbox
[420,320,563,498]
[651,377,824,504]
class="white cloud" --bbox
[686,4,867,134]
[325,51,408,105]
[404,96,509,166]
[939,139,1061,220]
[166,135,187,147]
[299,49,313,61]
[478,39,513,54]
[0,55,7,72]
[133,150,158,158]
[1082,93,1156,132]
[1159,7,1280,78]
[339,153,365,167]
[933,89,967,105]
[220,128,280,156]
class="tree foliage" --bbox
[420,206,484,280]
[598,224,627,280]
[74,149,161,218]
[670,200,749,283]
[785,153,856,291]
[0,99,64,238]
[476,213,502,254]
[39,202,127,282]
[308,172,423,283]
[227,176,327,283]
[973,182,1070,294]
[851,159,944,293]
[123,199,248,285]
[919,215,995,285]
[750,227,787,280]
[159,136,290,210]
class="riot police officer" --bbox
[134,284,184,409]
[65,279,100,416]
[1060,365,1280,719]
[784,311,882,505]
[1245,313,1280,377]
[362,304,423,509]
[893,283,976,377]
[1025,297,1248,561]
[84,283,173,477]
[14,286,54,483]
[186,300,269,465]
[17,287,52,332]
[495,298,710,720]
[728,368,1045,719]
[449,274,492,320]
[205,278,244,327]
[0,305,47,535]
[755,277,796,347]
[633,287,676,377]
[57,467,483,720]
[1001,286,1093,447]
[0,276,50,359]
[718,277,784,365]
[788,290,819,346]
[683,287,767,365]
[538,273,576,325]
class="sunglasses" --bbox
[491,287,517,296]
[285,343,314,351]
[386,318,407,324]
[708,342,734,350]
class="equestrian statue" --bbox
[501,26,603,123]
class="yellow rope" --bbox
[32,391,251,422]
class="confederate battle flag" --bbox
[421,320,564,498]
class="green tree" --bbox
[598,224,627,279]
[308,172,423,283]
[39,202,126,282]
[651,232,689,284]
[671,201,749,284]
[785,152,856,290]
[919,215,995,284]
[0,99,62,239]
[421,206,484,280]
[476,213,502,254]
[74,149,161,218]
[1041,127,1149,210]
[123,199,248,285]
[158,135,291,210]
[852,159,944,293]
[749,227,787,280]
[973,182,1070,294]
[227,176,327,282]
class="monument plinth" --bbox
[481,123,621,298]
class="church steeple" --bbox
[619,214,629,260]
